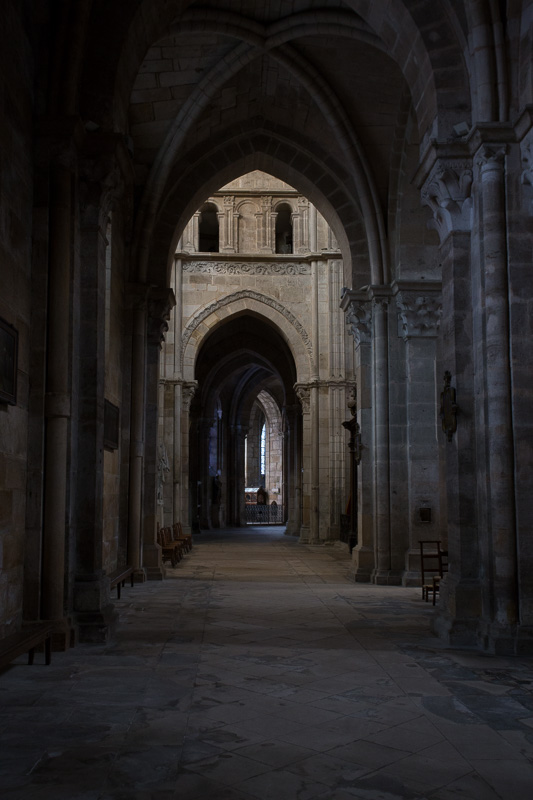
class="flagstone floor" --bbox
[2,526,533,799]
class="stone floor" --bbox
[2,527,533,800]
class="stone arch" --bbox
[181,291,314,383]
[148,132,361,290]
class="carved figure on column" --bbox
[157,443,170,504]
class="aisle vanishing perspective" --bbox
[1,528,533,799]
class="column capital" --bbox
[181,382,197,413]
[294,383,311,413]
[392,280,442,340]
[476,144,507,173]
[147,287,176,347]
[420,159,473,243]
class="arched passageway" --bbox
[1,1,532,660]
[189,313,298,531]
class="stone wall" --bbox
[0,2,34,634]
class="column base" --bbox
[133,568,147,583]
[143,543,165,580]
[402,547,424,587]
[349,545,374,582]
[284,525,299,537]
[76,604,119,644]
[299,526,311,543]
[371,568,403,586]
[39,617,76,651]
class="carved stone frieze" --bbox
[396,291,442,339]
[421,160,473,242]
[182,261,311,275]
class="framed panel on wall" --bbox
[0,317,18,406]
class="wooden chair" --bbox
[157,526,180,566]
[419,540,447,601]
[172,522,192,553]
[430,547,449,605]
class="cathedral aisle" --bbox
[1,529,533,799]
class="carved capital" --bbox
[476,144,507,173]
[396,291,442,339]
[294,383,311,414]
[421,160,473,242]
[181,381,197,413]
[345,300,372,347]
[147,287,176,347]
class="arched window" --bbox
[199,203,219,251]
[275,203,293,253]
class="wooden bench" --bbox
[108,565,134,599]
[0,622,56,669]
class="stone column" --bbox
[41,163,73,640]
[295,197,310,253]
[295,385,311,542]
[198,416,215,529]
[127,286,149,580]
[420,156,482,645]
[191,212,200,252]
[327,258,347,541]
[220,196,237,253]
[258,196,274,253]
[309,203,318,252]
[73,196,119,644]
[372,294,395,583]
[284,403,301,537]
[341,291,374,581]
[143,289,175,579]
[476,144,518,644]
[394,282,442,584]
[176,381,196,534]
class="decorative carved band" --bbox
[183,261,311,275]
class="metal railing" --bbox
[245,503,284,524]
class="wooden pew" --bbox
[108,565,134,599]
[0,622,56,669]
